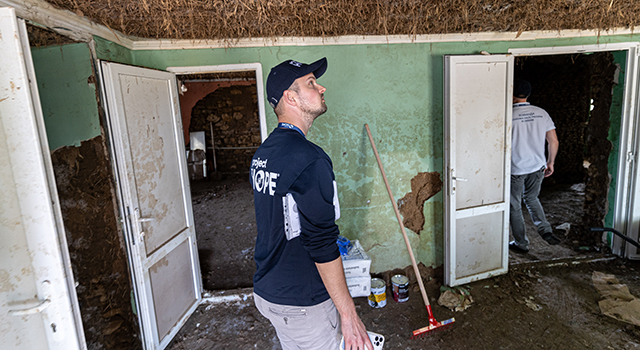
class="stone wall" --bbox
[189,82,261,175]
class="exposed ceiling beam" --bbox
[0,0,133,47]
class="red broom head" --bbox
[411,317,455,339]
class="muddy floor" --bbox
[167,258,640,350]
[168,177,640,349]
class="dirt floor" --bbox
[167,177,640,350]
[191,176,257,290]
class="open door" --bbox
[0,8,84,350]
[100,62,202,350]
[444,54,514,287]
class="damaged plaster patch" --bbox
[397,172,442,234]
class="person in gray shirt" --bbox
[509,79,561,253]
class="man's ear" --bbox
[282,89,297,106]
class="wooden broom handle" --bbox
[364,124,431,308]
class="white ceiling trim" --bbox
[3,0,638,51]
[133,29,639,50]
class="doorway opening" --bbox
[176,71,261,290]
[510,51,623,263]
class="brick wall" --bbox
[189,82,261,174]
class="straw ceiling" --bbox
[44,0,640,40]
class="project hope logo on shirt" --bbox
[251,157,279,196]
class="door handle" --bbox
[8,280,52,316]
[8,299,51,316]
[134,208,153,240]
[450,169,467,195]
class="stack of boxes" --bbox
[341,240,372,298]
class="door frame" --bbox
[509,43,640,259]
[166,63,268,142]
[98,62,203,350]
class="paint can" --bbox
[368,278,387,308]
[391,274,409,302]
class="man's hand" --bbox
[545,129,559,178]
[341,310,371,350]
[316,257,374,350]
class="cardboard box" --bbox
[346,275,371,298]
[341,240,371,277]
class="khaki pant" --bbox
[254,293,342,350]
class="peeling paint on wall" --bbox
[96,33,633,272]
[398,172,443,234]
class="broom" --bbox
[365,124,455,338]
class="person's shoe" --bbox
[542,232,561,245]
[509,241,529,253]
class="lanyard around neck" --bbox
[278,122,306,138]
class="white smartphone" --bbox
[339,331,385,350]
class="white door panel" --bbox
[100,62,202,350]
[444,54,513,286]
[0,8,84,350]
[117,74,189,255]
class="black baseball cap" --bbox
[514,79,532,98]
[266,58,328,108]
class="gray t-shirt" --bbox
[511,102,556,175]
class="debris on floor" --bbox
[555,222,571,235]
[522,296,543,311]
[437,285,473,312]
[592,271,640,326]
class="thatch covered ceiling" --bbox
[44,0,639,40]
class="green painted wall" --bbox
[93,36,134,65]
[94,33,640,272]
[31,43,101,150]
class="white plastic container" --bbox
[341,240,371,277]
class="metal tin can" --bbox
[391,274,409,302]
[368,278,387,308]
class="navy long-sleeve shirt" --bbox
[250,127,341,306]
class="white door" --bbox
[444,55,514,286]
[100,62,202,350]
[0,8,84,350]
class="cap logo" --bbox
[289,61,302,68]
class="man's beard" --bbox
[300,98,327,121]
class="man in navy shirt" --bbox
[250,58,373,350]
